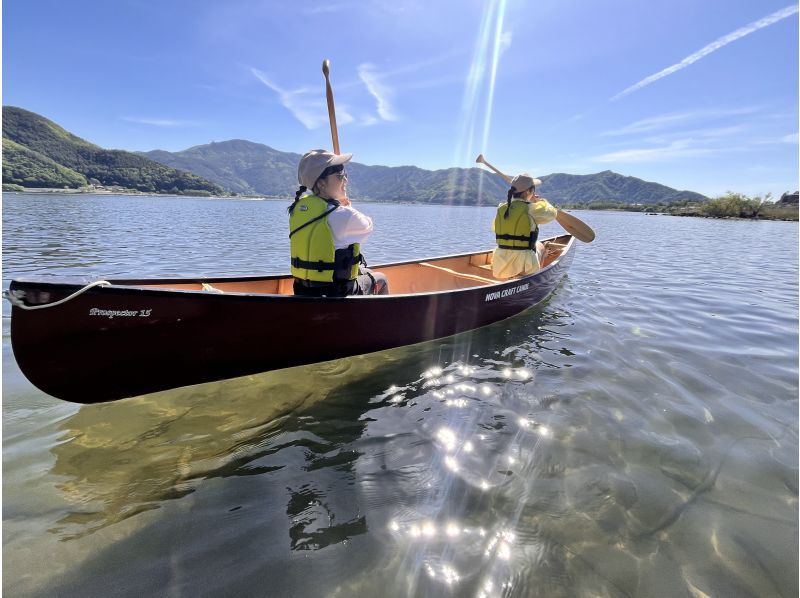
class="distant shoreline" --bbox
[2,187,277,200]
[4,188,797,221]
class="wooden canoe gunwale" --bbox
[10,234,573,301]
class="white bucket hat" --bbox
[297,149,353,189]
[511,173,541,192]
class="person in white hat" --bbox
[288,149,388,297]
[491,173,558,279]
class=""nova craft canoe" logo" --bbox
[484,283,530,302]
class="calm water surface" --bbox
[3,193,798,597]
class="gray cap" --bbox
[297,149,353,189]
[511,173,541,192]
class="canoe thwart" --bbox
[418,262,497,284]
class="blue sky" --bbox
[4,0,798,198]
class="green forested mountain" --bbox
[145,140,708,205]
[539,170,707,204]
[346,163,509,205]
[3,137,87,188]
[143,140,302,196]
[2,106,225,195]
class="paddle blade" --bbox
[476,154,485,164]
[556,210,595,243]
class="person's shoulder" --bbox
[531,198,555,208]
[331,204,371,223]
[334,205,366,217]
[328,205,350,218]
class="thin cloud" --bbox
[358,64,398,121]
[123,117,202,127]
[333,50,465,92]
[663,125,745,140]
[376,50,465,79]
[401,75,467,91]
[782,133,799,144]
[611,5,799,101]
[633,127,746,149]
[303,3,351,14]
[591,140,719,163]
[251,67,353,129]
[602,107,759,135]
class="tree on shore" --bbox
[702,192,771,218]
[562,191,797,221]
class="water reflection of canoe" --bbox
[8,234,575,403]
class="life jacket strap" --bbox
[495,228,539,249]
[288,204,338,238]
[291,257,335,272]
[291,250,361,275]
[495,233,533,242]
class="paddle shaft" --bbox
[478,155,512,184]
[476,154,596,243]
[322,60,340,154]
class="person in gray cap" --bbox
[288,149,389,297]
[491,173,558,279]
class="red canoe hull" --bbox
[9,238,575,403]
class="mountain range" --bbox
[143,139,708,205]
[3,106,708,205]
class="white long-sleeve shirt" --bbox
[327,205,374,249]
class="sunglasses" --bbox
[320,164,348,181]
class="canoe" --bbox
[7,234,576,403]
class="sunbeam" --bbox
[448,0,510,203]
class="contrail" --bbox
[612,5,798,101]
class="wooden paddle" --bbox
[322,59,340,154]
[476,154,596,243]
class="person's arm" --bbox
[328,206,374,247]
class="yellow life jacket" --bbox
[494,200,538,250]
[289,194,361,282]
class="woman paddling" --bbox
[492,173,558,279]
[288,149,389,297]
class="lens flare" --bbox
[449,0,510,201]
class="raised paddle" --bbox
[322,59,340,154]
[476,154,596,243]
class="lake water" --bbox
[3,193,798,597]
